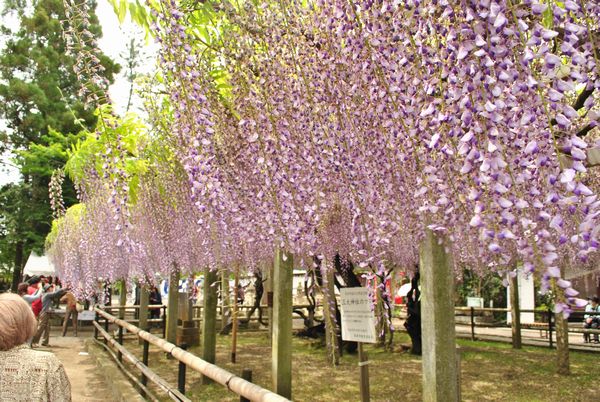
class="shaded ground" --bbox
[116,331,598,402]
[39,329,111,401]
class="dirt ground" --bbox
[39,329,111,401]
[116,330,599,402]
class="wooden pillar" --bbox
[272,248,293,399]
[221,270,230,330]
[509,272,522,349]
[231,266,240,363]
[420,229,458,402]
[201,266,218,384]
[266,261,274,342]
[139,285,149,344]
[119,280,127,320]
[166,269,179,343]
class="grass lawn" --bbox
[121,331,598,401]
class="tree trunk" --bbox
[320,261,340,366]
[553,271,570,375]
[10,241,24,292]
[509,272,522,349]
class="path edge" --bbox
[84,339,146,402]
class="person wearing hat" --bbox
[31,284,68,347]
[583,296,600,343]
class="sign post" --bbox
[340,287,376,402]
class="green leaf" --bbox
[118,0,127,23]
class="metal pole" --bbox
[178,343,188,395]
[470,307,475,341]
[141,339,150,387]
[548,307,553,349]
[240,369,252,402]
[358,342,370,402]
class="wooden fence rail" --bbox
[94,306,290,402]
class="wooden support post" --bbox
[166,269,179,344]
[201,266,218,385]
[141,340,149,387]
[232,266,240,363]
[139,285,149,345]
[221,270,230,330]
[266,261,274,342]
[178,343,188,394]
[94,311,99,340]
[272,248,293,399]
[119,280,127,320]
[358,343,370,402]
[420,229,458,402]
[240,369,252,402]
[509,272,522,349]
[470,307,475,341]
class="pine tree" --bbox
[0,0,119,289]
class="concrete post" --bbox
[420,229,458,402]
[166,269,179,343]
[201,266,218,384]
[272,248,293,399]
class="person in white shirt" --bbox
[583,296,600,343]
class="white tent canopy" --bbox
[23,252,56,277]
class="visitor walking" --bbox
[60,291,79,337]
[18,282,42,306]
[149,286,162,320]
[0,293,72,401]
[31,284,68,347]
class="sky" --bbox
[0,0,157,186]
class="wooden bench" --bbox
[521,322,549,338]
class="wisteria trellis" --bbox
[49,0,599,318]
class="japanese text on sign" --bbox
[340,287,377,344]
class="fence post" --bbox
[240,369,252,402]
[94,310,99,340]
[178,343,188,395]
[162,306,167,339]
[548,307,553,349]
[141,340,149,387]
[118,326,124,362]
[470,307,475,341]
[104,317,109,345]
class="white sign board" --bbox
[467,297,484,308]
[340,288,377,344]
[507,269,535,324]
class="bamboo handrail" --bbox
[95,307,290,402]
[93,322,186,401]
